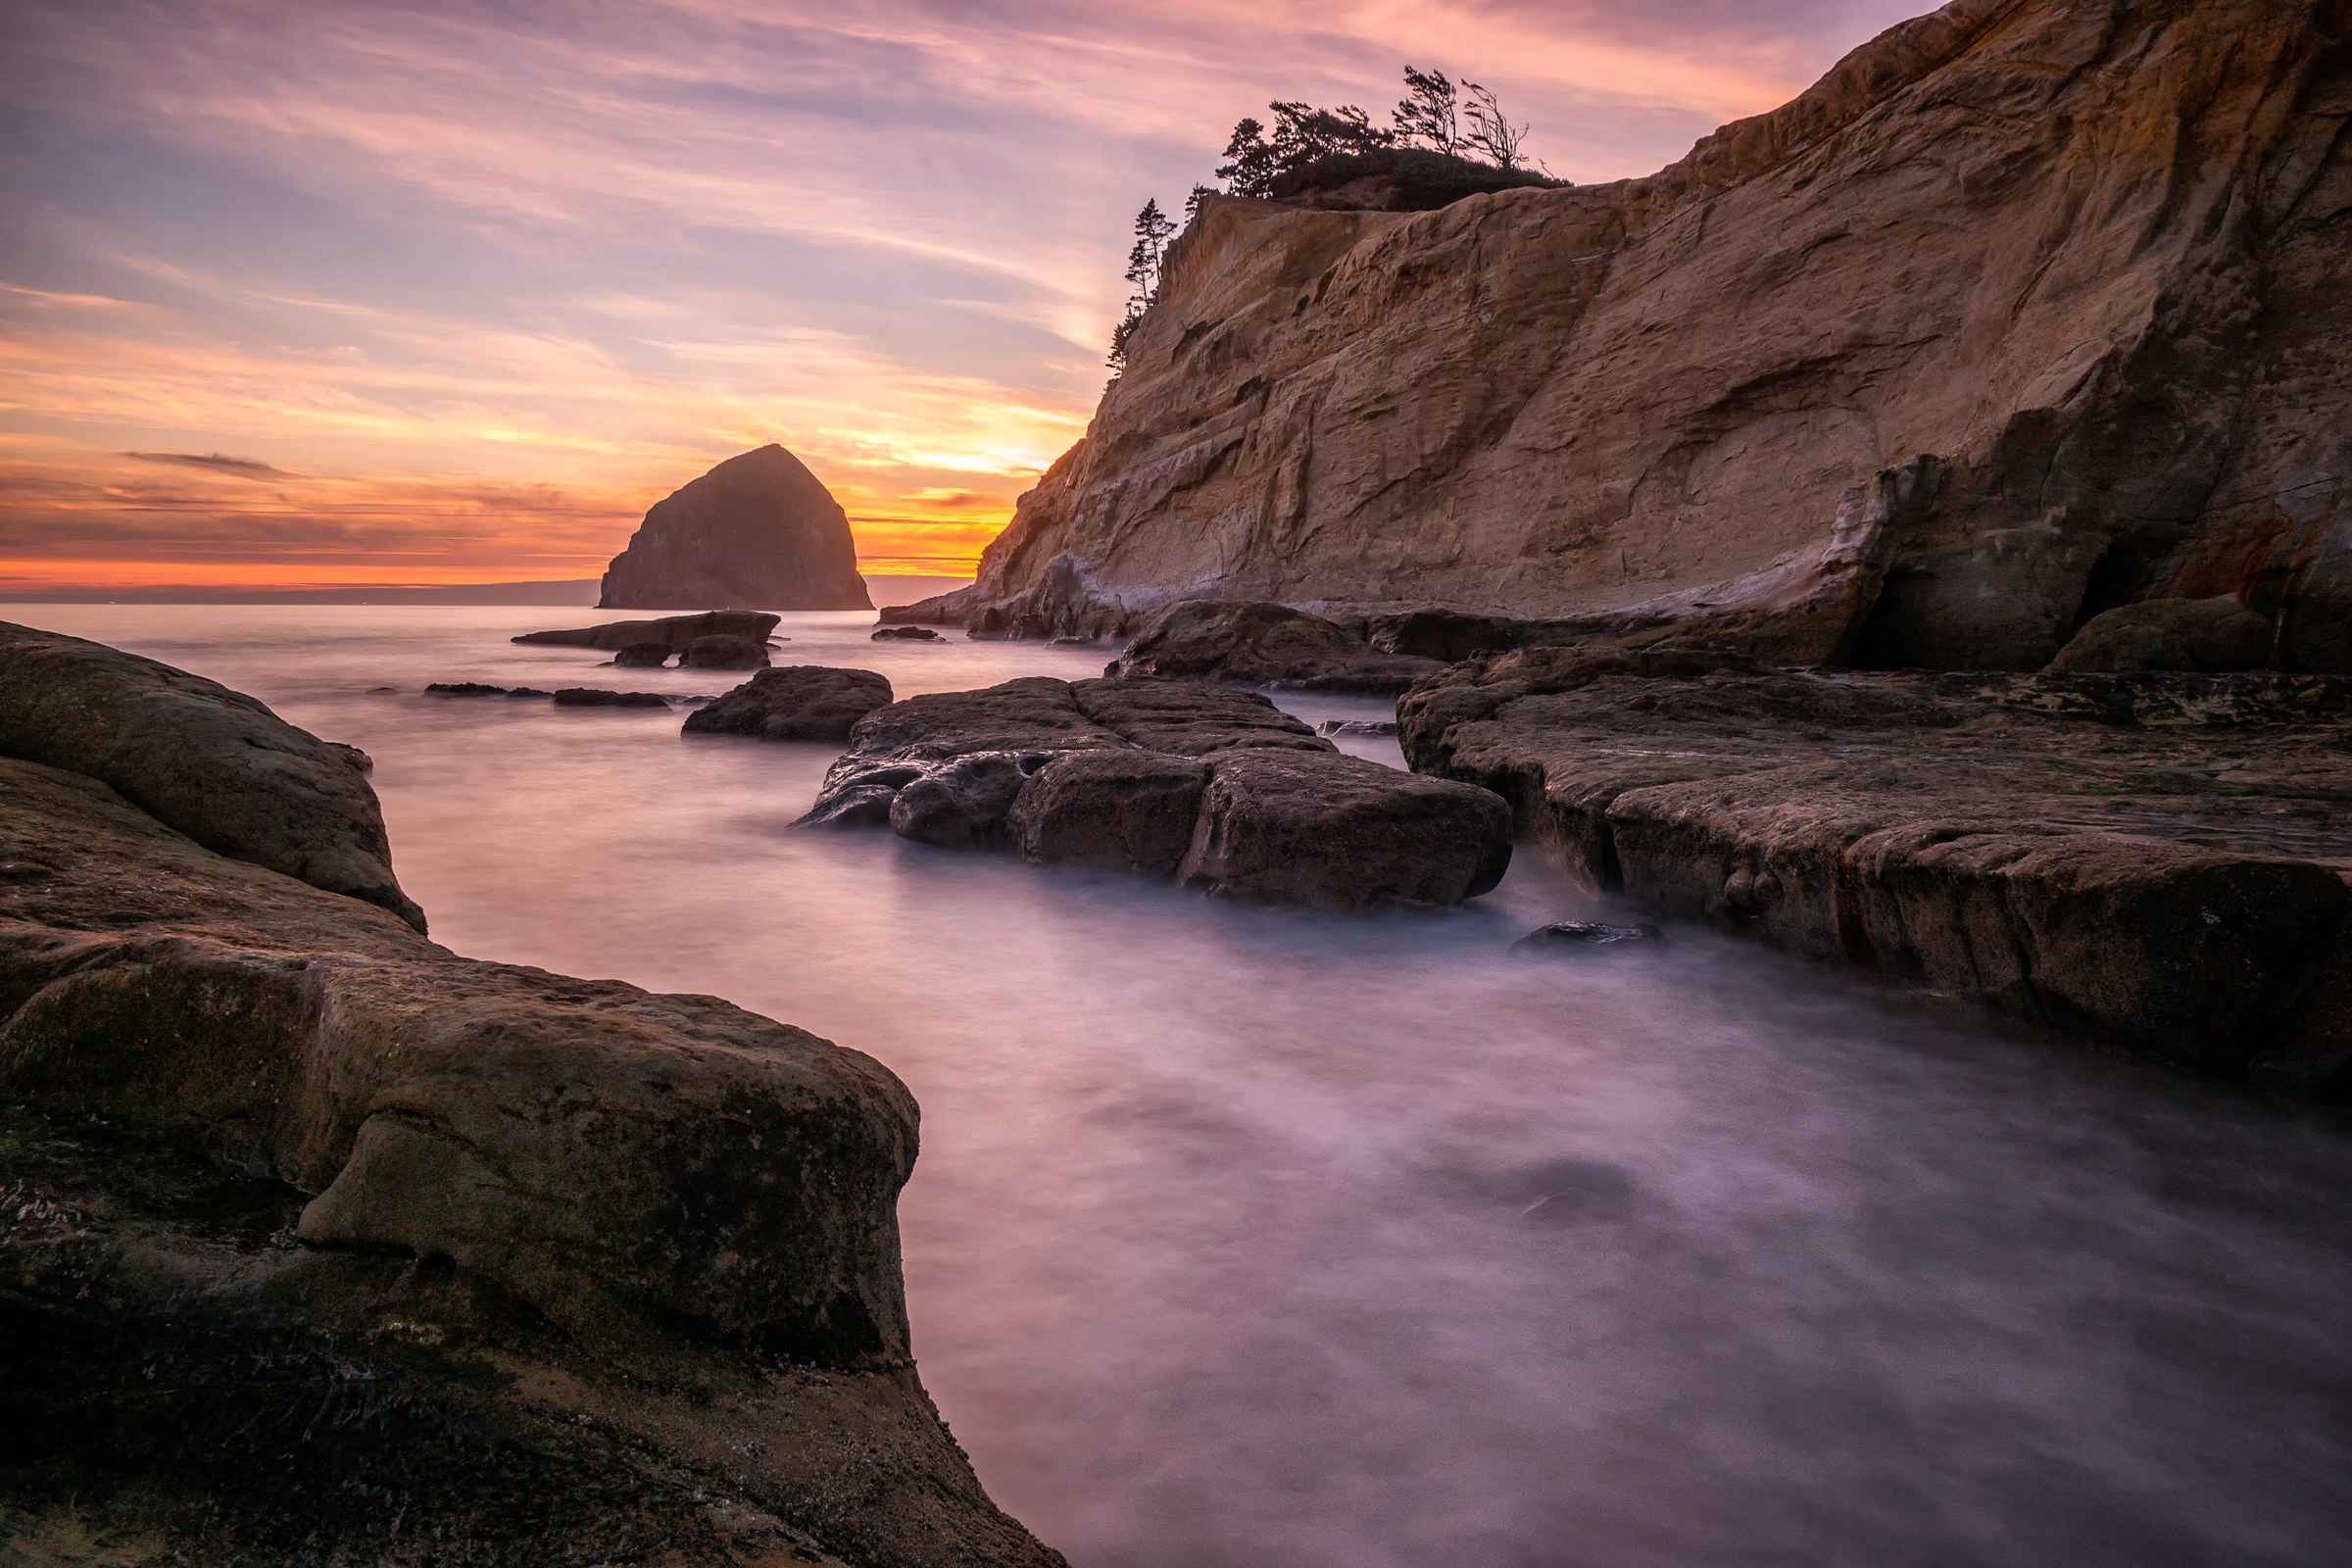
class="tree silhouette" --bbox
[1108,197,1181,376]
[1218,101,1393,197]
[1461,80,1531,171]
[1394,66,1459,156]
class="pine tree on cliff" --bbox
[1107,197,1179,376]
[1461,80,1532,171]
[1394,66,1460,155]
[1216,102,1392,197]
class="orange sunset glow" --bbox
[2,0,1928,596]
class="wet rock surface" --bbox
[0,620,424,934]
[514,610,781,653]
[680,632,771,669]
[1510,921,1663,957]
[552,688,670,709]
[1399,649,2352,1081]
[0,679,1062,1563]
[682,666,895,743]
[1105,600,1445,694]
[872,625,944,642]
[806,676,1510,906]
[612,641,672,667]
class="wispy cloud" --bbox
[0,0,1928,587]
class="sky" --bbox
[0,0,1932,593]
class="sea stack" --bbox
[599,444,872,612]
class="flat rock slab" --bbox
[514,610,780,652]
[805,675,1511,906]
[0,620,424,932]
[1106,600,1445,694]
[1399,648,2352,1080]
[684,665,894,742]
[553,688,669,708]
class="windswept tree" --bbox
[1393,66,1459,156]
[1217,101,1393,197]
[1461,79,1532,171]
[1108,197,1181,376]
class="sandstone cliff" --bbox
[602,445,872,612]
[905,0,2352,671]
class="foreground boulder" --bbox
[0,680,1060,1562]
[1105,600,1445,693]
[514,609,780,653]
[894,0,2351,674]
[805,676,1510,906]
[684,665,895,742]
[1399,648,2352,1083]
[599,445,872,612]
[0,620,425,933]
[2048,597,2276,673]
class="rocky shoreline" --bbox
[0,624,1062,1565]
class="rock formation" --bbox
[1396,648,2352,1084]
[0,620,425,933]
[890,0,2351,672]
[683,666,897,742]
[514,609,780,653]
[1106,600,1444,693]
[0,643,1061,1563]
[600,447,871,612]
[806,676,1511,906]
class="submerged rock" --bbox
[599,445,872,612]
[682,666,895,743]
[1320,718,1398,737]
[612,641,672,667]
[872,625,944,642]
[804,675,1511,906]
[1107,600,1444,694]
[0,620,425,933]
[1510,921,1663,957]
[681,632,771,669]
[426,680,510,695]
[552,688,669,708]
[1400,648,2352,1080]
[514,609,780,653]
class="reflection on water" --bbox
[17,606,2352,1567]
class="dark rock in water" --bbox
[2048,596,2276,673]
[1107,601,1445,694]
[1177,748,1513,906]
[514,610,780,653]
[1319,718,1398,737]
[888,752,1043,850]
[802,674,1511,907]
[0,620,425,933]
[1510,921,1662,957]
[553,688,669,709]
[1008,751,1207,876]
[427,681,510,696]
[1399,646,2352,1080]
[681,633,771,670]
[612,642,672,667]
[508,686,552,698]
[872,625,944,642]
[1048,636,1102,648]
[368,685,398,693]
[598,445,871,612]
[683,666,894,742]
[0,740,1063,1562]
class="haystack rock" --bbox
[600,444,872,612]
[889,0,2351,672]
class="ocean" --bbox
[14,604,2351,1567]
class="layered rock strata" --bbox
[805,676,1511,906]
[0,620,424,933]
[1397,648,2352,1084]
[601,446,871,612]
[890,0,2351,672]
[0,656,1060,1562]
[514,610,780,653]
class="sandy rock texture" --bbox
[1398,648,2352,1084]
[0,620,424,934]
[514,609,781,653]
[601,446,872,612]
[889,0,2351,672]
[0,650,1061,1564]
[806,676,1511,905]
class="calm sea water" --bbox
[14,605,2352,1567]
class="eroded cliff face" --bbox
[912,0,2352,671]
